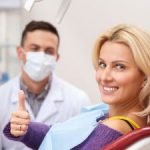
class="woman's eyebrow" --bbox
[98,58,130,64]
[111,60,129,64]
[98,58,105,61]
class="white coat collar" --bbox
[11,74,64,102]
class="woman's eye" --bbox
[115,64,126,70]
[98,62,106,69]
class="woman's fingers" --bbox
[11,123,28,132]
[18,90,26,111]
[11,110,30,120]
[10,116,30,125]
[10,129,27,137]
[10,90,30,137]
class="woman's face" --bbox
[96,41,145,105]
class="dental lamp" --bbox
[24,0,42,12]
[24,0,72,24]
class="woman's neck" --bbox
[109,103,141,116]
[108,103,147,127]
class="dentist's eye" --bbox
[115,64,126,70]
[30,48,39,52]
[98,61,106,69]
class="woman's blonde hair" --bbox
[92,24,150,123]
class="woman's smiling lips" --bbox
[101,86,119,94]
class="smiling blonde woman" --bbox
[3,24,150,150]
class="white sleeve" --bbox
[0,121,3,149]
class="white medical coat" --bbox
[0,74,90,150]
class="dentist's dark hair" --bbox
[21,20,60,46]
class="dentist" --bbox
[0,20,90,150]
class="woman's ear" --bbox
[142,76,147,88]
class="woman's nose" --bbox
[99,68,113,82]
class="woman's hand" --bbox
[10,90,30,137]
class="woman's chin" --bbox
[102,95,117,104]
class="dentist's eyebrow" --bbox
[29,44,39,47]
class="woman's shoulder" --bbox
[102,118,133,134]
[72,122,123,150]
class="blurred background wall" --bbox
[1,0,150,103]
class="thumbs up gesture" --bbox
[10,90,30,137]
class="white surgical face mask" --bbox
[23,51,57,82]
